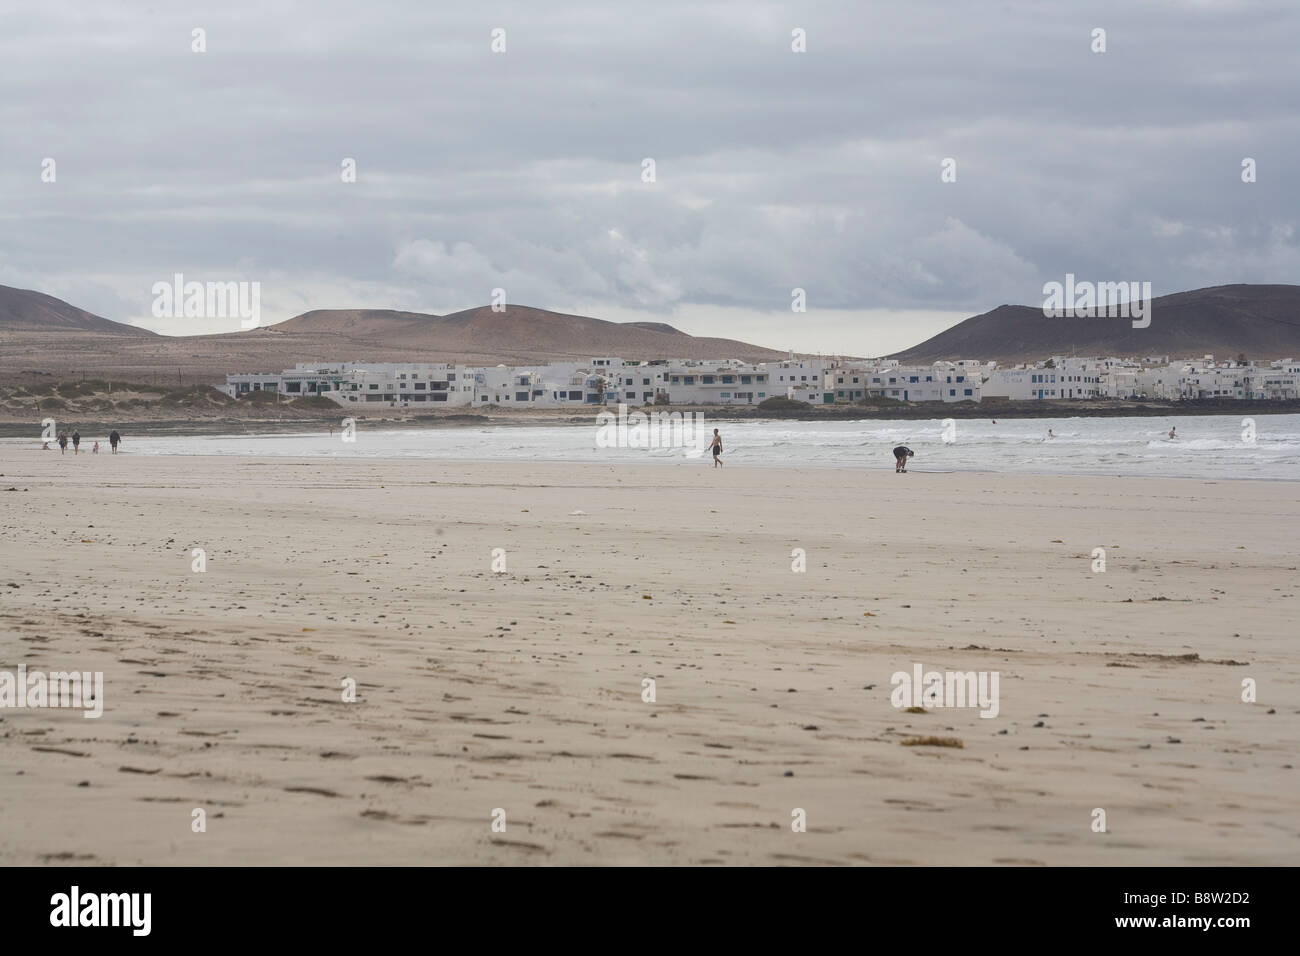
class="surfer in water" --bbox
[1047,428,1055,439]
[1168,426,1176,440]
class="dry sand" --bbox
[0,449,1296,865]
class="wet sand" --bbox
[0,450,1296,865]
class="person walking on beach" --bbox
[109,430,121,454]
[71,430,81,454]
[92,441,99,454]
[893,445,914,472]
[708,428,723,467]
[57,432,68,454]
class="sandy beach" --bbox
[0,449,1295,866]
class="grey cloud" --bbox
[1,0,1296,352]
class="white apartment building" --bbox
[769,359,826,392]
[1255,360,1300,399]
[223,363,460,404]
[660,360,774,405]
[984,358,1104,400]
[453,359,638,408]
[343,363,458,405]
[609,360,669,405]
[225,370,288,396]
[865,362,981,402]
[1166,362,1251,400]
[828,365,870,402]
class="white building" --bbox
[224,353,1300,409]
[984,358,1103,400]
[660,360,774,405]
[865,362,981,402]
[1255,360,1300,399]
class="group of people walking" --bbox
[45,429,121,454]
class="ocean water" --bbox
[16,413,1298,481]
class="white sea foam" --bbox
[9,414,1299,481]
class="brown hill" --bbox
[0,289,783,385]
[0,284,155,334]
[890,284,1300,363]
[256,304,782,367]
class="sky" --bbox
[1,0,1297,355]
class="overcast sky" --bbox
[2,0,1296,354]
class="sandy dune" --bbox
[0,450,1296,865]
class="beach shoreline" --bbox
[3,443,1297,483]
[4,396,1300,437]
